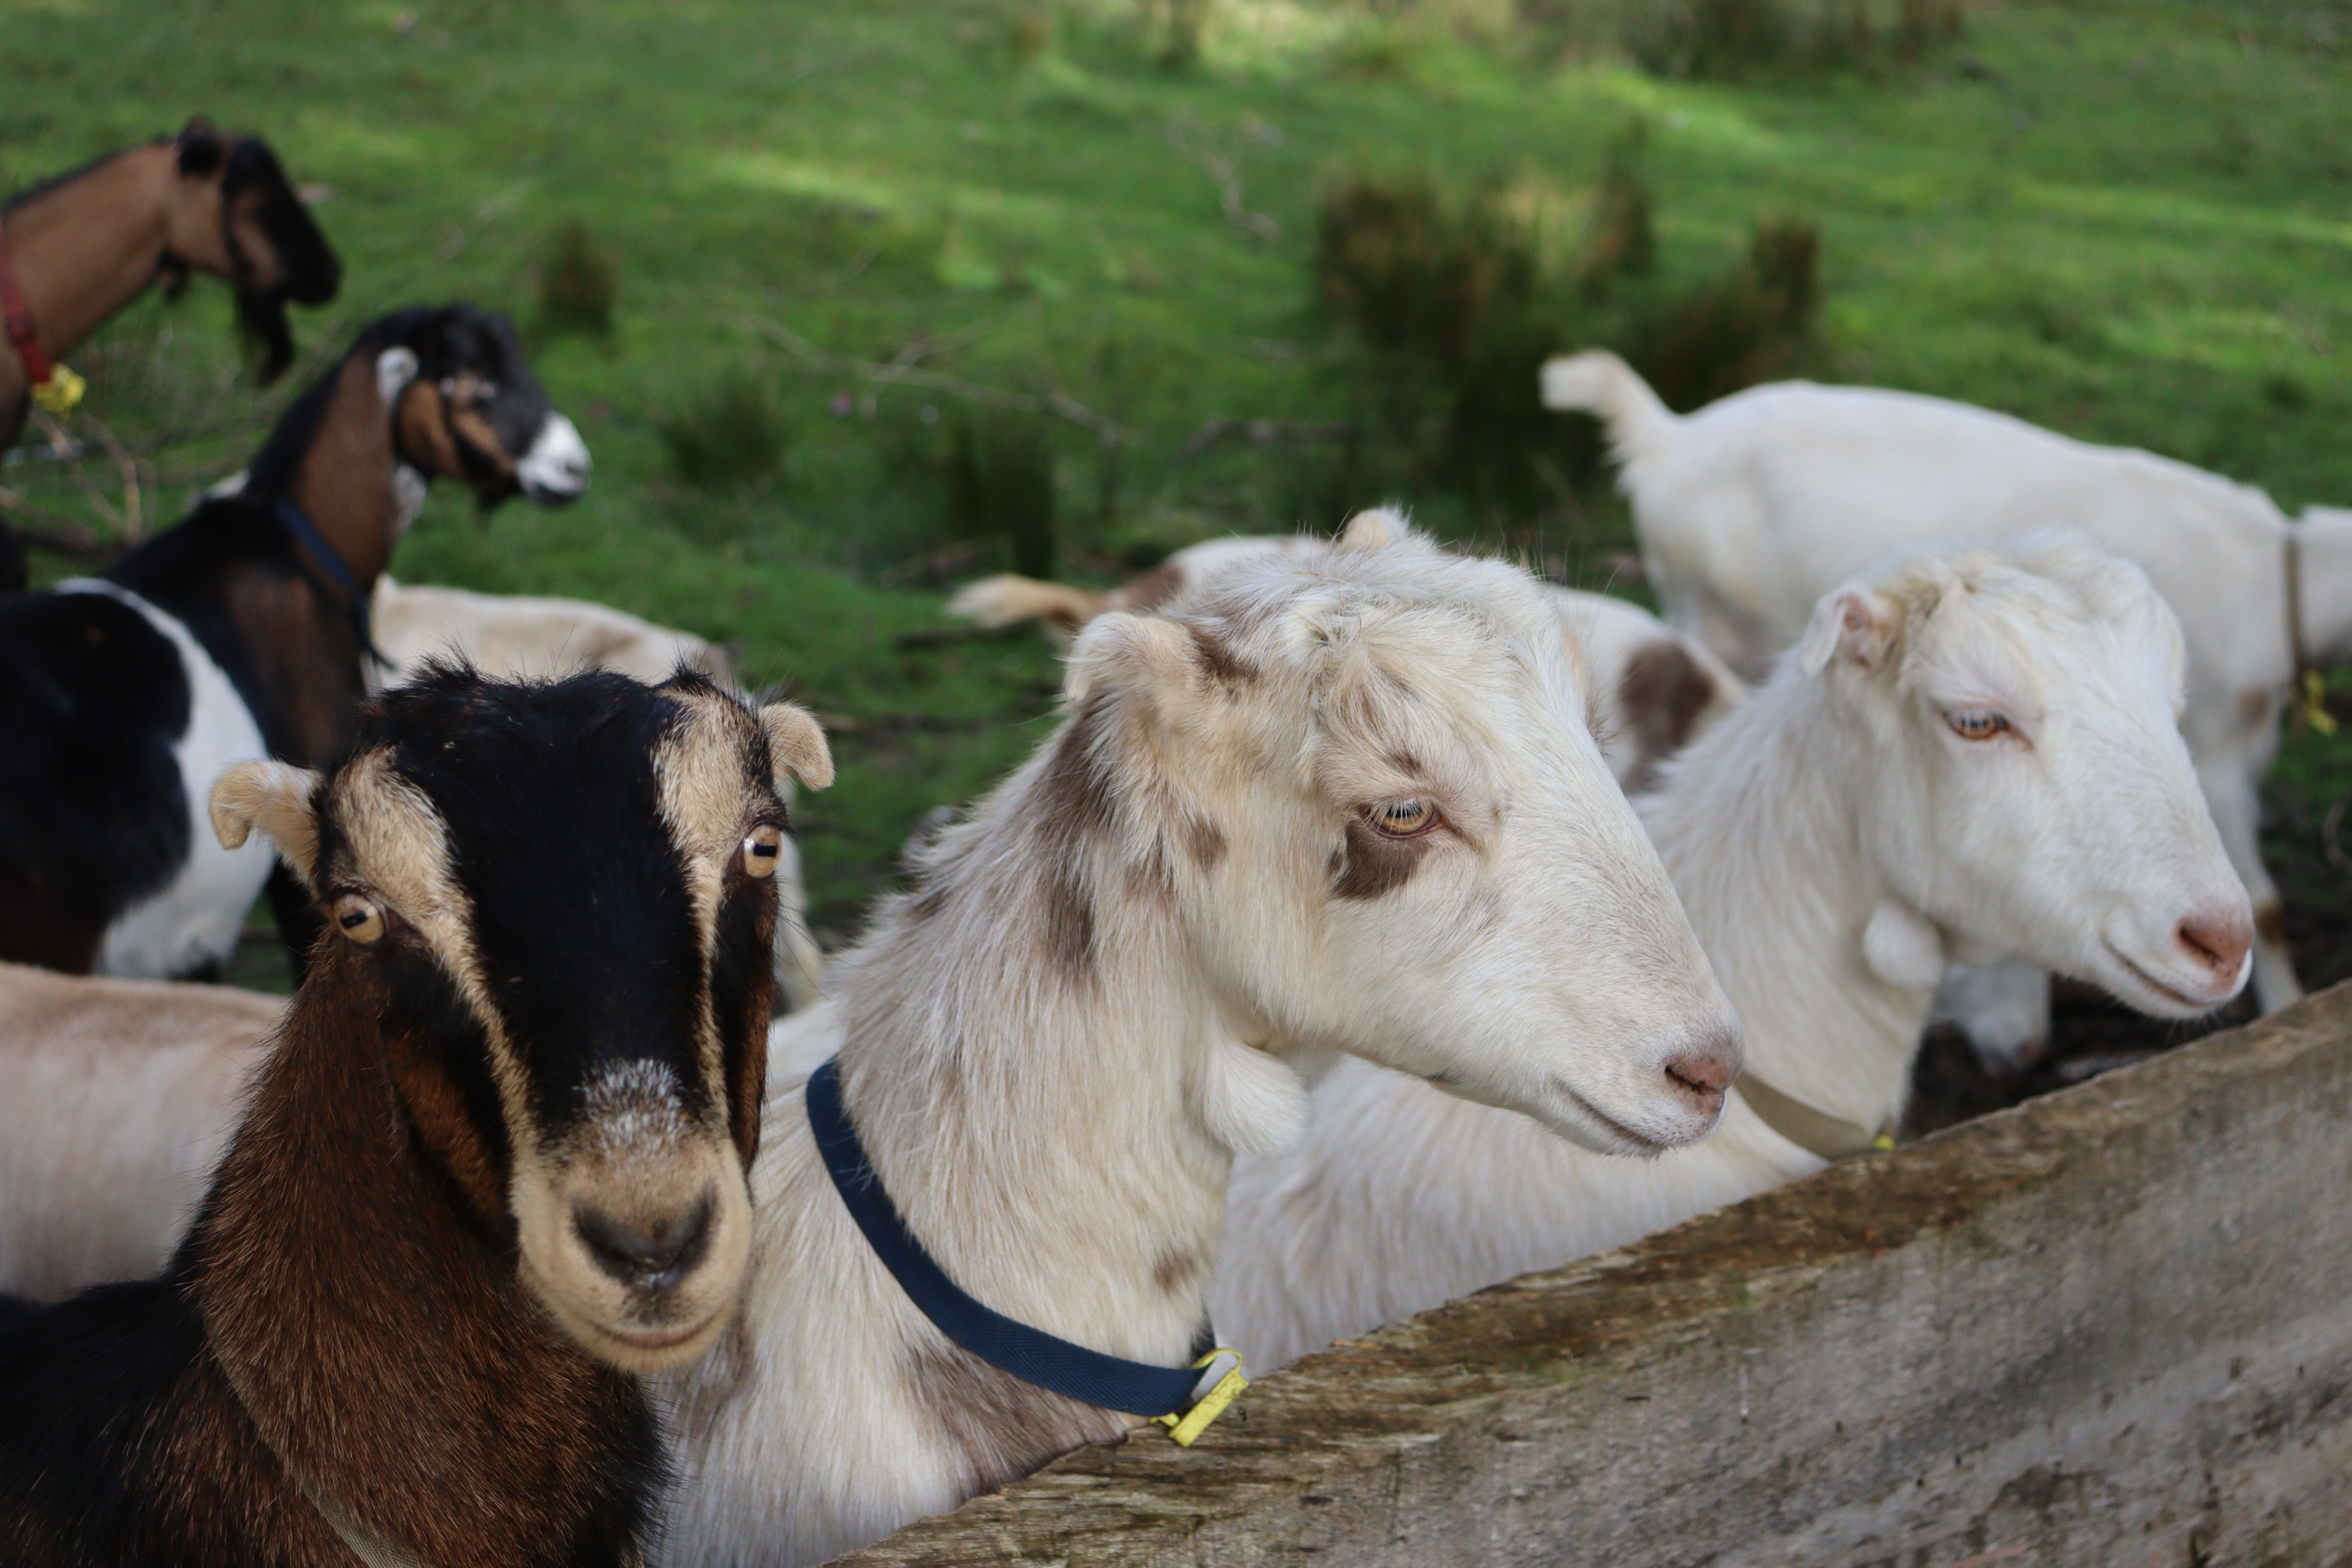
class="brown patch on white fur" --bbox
[1616,639,1721,793]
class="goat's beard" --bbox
[236,287,296,385]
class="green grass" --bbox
[7,0,2352,962]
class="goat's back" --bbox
[0,964,275,1299]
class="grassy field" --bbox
[7,0,2352,1005]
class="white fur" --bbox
[1544,349,2330,1031]
[56,580,274,979]
[0,962,279,1298]
[1210,537,2252,1372]
[949,532,1744,793]
[516,412,593,501]
[655,523,1739,1566]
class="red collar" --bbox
[0,216,56,388]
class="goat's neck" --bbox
[0,147,178,397]
[189,946,659,1567]
[280,351,404,589]
[835,798,1240,1367]
[2295,509,2352,667]
[1641,676,1931,1134]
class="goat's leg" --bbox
[1930,959,2052,1076]
[2200,759,2301,1013]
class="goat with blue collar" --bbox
[654,512,1743,1566]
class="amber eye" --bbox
[331,893,387,946]
[1366,799,1439,838]
[1947,710,2011,742]
[742,824,785,879]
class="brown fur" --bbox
[902,1339,1107,1497]
[0,864,104,973]
[2256,899,2288,948]
[1183,815,1227,870]
[1330,816,1426,900]
[1118,561,1186,614]
[1617,640,1720,792]
[1183,621,1257,686]
[196,943,656,1566]
[1040,867,1098,984]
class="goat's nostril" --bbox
[1663,1037,1737,1104]
[2176,910,2255,980]
[573,1192,715,1288]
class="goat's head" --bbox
[375,303,592,508]
[161,119,342,383]
[209,666,833,1371]
[1035,508,1741,1155]
[1798,534,2252,1016]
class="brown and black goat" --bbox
[0,665,833,1568]
[0,303,590,980]
[0,118,340,448]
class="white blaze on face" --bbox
[516,413,592,502]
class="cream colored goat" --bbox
[951,531,1744,793]
[653,515,1742,1565]
[1212,536,2254,1372]
[368,577,822,1009]
[0,963,279,1299]
[1544,350,2346,1048]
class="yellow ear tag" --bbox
[1152,1349,1248,1447]
[30,363,85,417]
[1874,1132,1897,1152]
[2303,670,2337,737]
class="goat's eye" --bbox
[742,824,785,879]
[1366,799,1439,838]
[1947,710,2011,742]
[331,893,387,946]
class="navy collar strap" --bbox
[805,1057,1248,1445]
[271,497,387,670]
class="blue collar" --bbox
[805,1057,1245,1438]
[270,497,386,670]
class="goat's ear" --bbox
[175,119,223,177]
[1065,612,1197,710]
[395,378,465,476]
[758,703,834,791]
[211,762,322,889]
[374,347,420,411]
[1799,587,1900,676]
[1337,507,1408,552]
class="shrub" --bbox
[1626,215,1820,411]
[1156,0,1212,67]
[1580,123,1657,296]
[1313,171,1541,369]
[657,372,788,495]
[946,411,1058,577]
[537,220,616,341]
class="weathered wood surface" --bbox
[830,984,2352,1566]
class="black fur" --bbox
[0,592,193,969]
[0,518,24,595]
[343,668,781,1141]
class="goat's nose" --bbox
[1663,1030,1740,1115]
[574,1192,715,1289]
[2176,907,2255,987]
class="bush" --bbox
[946,411,1058,577]
[537,220,616,341]
[1627,0,1963,79]
[1313,171,1541,369]
[657,372,788,495]
[1580,123,1657,296]
[1626,215,1821,411]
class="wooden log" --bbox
[831,984,2352,1565]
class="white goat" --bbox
[1212,536,2254,1372]
[367,577,822,1009]
[951,533,1744,794]
[653,514,1742,1566]
[0,962,279,1299]
[1543,349,2344,1056]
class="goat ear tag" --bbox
[1152,1350,1249,1447]
[30,364,85,417]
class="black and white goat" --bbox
[0,665,831,1568]
[0,303,590,978]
